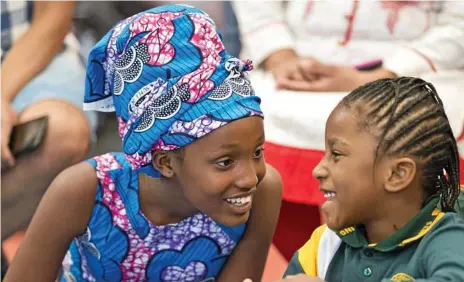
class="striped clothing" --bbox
[1,0,33,60]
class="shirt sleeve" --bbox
[456,187,464,214]
[383,2,464,76]
[283,252,306,277]
[381,215,464,282]
[283,225,328,277]
[231,0,295,66]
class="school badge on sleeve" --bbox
[390,272,415,281]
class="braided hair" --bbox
[340,77,460,211]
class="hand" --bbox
[1,100,18,169]
[264,49,316,83]
[276,59,396,92]
[273,274,326,282]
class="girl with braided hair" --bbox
[278,77,464,282]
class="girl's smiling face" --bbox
[170,117,267,227]
[313,106,387,231]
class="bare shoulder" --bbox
[45,161,99,231]
[259,163,283,198]
[51,161,98,198]
[3,162,98,282]
[252,163,282,213]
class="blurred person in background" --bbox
[233,0,464,260]
[1,0,97,246]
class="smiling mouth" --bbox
[224,188,256,206]
[320,188,337,201]
[323,191,336,200]
[224,195,252,206]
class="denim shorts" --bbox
[11,48,98,137]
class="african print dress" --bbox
[59,153,246,282]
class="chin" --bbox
[326,222,344,232]
[215,211,250,227]
[325,216,351,232]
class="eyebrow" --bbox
[256,134,265,145]
[218,134,265,150]
[328,138,349,147]
[219,143,240,149]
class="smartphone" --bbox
[9,116,48,158]
[355,59,383,71]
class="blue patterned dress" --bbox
[59,153,246,282]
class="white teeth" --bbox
[225,195,252,206]
[324,192,336,200]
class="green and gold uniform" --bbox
[457,186,464,214]
[285,197,464,281]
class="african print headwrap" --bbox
[83,4,262,176]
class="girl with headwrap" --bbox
[4,5,282,282]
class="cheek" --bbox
[332,161,375,204]
[181,170,231,203]
[336,164,379,213]
[339,157,374,182]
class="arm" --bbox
[383,2,464,76]
[1,1,76,102]
[218,164,283,282]
[231,0,295,68]
[0,1,76,165]
[4,162,97,282]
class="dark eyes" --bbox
[253,147,264,158]
[216,159,234,168]
[331,151,342,161]
[215,148,264,169]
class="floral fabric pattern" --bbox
[83,4,262,177]
[72,5,257,280]
[59,153,245,281]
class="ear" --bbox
[152,150,176,178]
[384,157,417,193]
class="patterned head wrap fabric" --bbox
[83,4,262,176]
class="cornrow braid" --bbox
[341,77,460,211]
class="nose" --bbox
[235,161,260,190]
[312,156,328,181]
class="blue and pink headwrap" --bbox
[83,4,262,177]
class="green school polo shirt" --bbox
[285,197,464,281]
[457,187,464,215]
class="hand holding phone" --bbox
[8,116,48,159]
[1,102,18,168]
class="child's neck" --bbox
[139,174,199,226]
[364,195,423,244]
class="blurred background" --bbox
[2,1,463,281]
